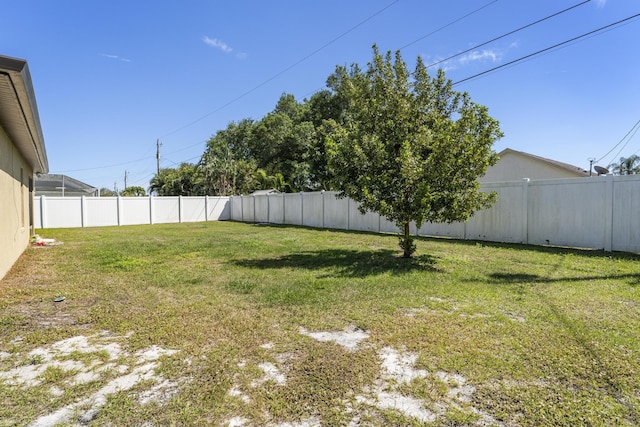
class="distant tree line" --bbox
[99,186,147,197]
[148,89,345,196]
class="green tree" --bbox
[608,155,640,175]
[120,186,147,197]
[99,187,116,197]
[249,169,289,192]
[201,122,258,195]
[326,46,502,258]
[149,163,203,196]
[251,109,315,192]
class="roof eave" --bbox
[0,55,49,174]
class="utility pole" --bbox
[588,157,595,176]
[124,170,128,189]
[156,139,162,175]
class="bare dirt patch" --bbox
[221,326,503,426]
[0,331,181,427]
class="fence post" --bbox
[347,198,350,231]
[149,196,154,224]
[81,196,86,228]
[40,195,47,229]
[522,178,530,244]
[116,195,122,226]
[300,192,304,226]
[604,174,614,252]
[321,190,325,229]
[178,196,183,223]
[266,193,270,224]
[205,196,209,222]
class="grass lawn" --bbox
[1,221,639,426]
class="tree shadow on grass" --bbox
[428,236,640,261]
[484,272,640,286]
[232,248,439,278]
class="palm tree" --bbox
[608,155,640,175]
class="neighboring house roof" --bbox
[0,55,48,174]
[480,148,589,182]
[35,174,98,197]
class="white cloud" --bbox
[100,53,131,62]
[424,45,508,72]
[596,0,606,7]
[202,36,233,53]
[459,49,501,65]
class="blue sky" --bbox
[3,0,639,191]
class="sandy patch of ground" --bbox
[2,325,502,426]
[299,324,370,351]
[355,346,501,426]
[0,331,180,427]
[224,326,502,426]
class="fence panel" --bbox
[180,197,206,223]
[323,193,348,230]
[465,181,526,243]
[302,192,324,228]
[254,196,269,223]
[283,193,302,225]
[230,196,242,221]
[419,221,465,239]
[120,197,151,225]
[33,197,42,229]
[152,197,180,224]
[268,194,285,224]
[85,197,119,227]
[241,196,255,223]
[611,175,640,252]
[527,178,607,249]
[348,199,380,232]
[207,196,230,221]
[380,217,400,234]
[45,197,83,228]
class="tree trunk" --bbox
[403,221,411,258]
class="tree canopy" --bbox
[149,163,203,196]
[149,47,502,259]
[325,46,502,257]
[120,186,147,197]
[608,155,640,175]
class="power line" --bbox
[158,0,503,167]
[425,0,591,69]
[51,2,402,177]
[50,155,155,174]
[597,118,640,164]
[452,12,640,86]
[159,0,400,143]
[399,1,499,50]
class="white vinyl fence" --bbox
[229,175,640,253]
[34,196,230,229]
[34,175,640,253]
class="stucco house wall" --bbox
[0,55,48,280]
[0,126,32,279]
[480,148,589,182]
